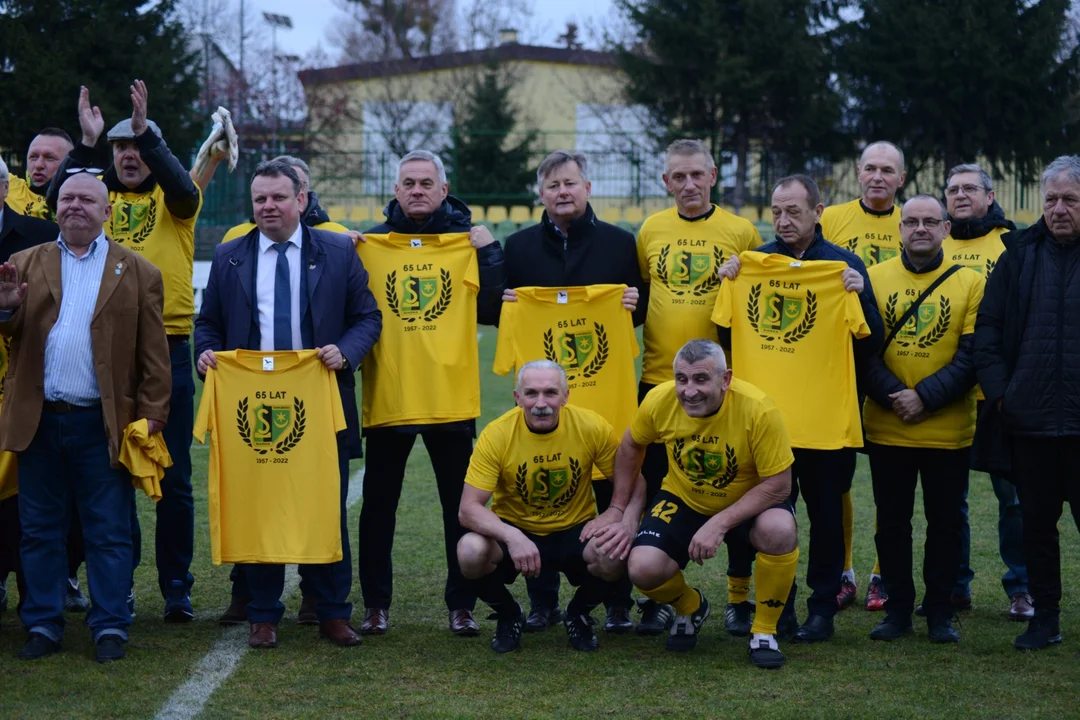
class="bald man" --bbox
[0,173,171,663]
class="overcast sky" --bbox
[248,0,615,63]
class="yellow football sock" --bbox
[728,575,751,605]
[871,514,881,577]
[842,490,854,572]
[639,571,701,616]
[750,548,799,636]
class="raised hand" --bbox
[78,86,105,146]
[0,262,27,310]
[130,79,149,136]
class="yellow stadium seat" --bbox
[486,206,509,224]
[623,206,645,224]
[601,207,622,224]
[327,205,347,222]
[509,206,532,223]
[532,206,545,222]
[348,206,371,223]
[738,206,759,222]
[471,206,486,222]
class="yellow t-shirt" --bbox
[637,206,761,384]
[631,379,793,515]
[942,228,1007,400]
[494,285,640,435]
[0,337,16,501]
[106,184,203,335]
[864,258,985,448]
[712,252,871,449]
[357,232,480,427]
[221,220,351,243]
[942,227,1008,279]
[6,174,50,219]
[465,404,619,535]
[193,349,347,564]
[820,198,902,268]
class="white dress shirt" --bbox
[256,224,303,351]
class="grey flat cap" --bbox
[106,118,162,141]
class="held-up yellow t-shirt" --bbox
[494,285,639,435]
[107,184,203,335]
[194,350,347,565]
[221,221,351,243]
[942,228,1007,401]
[465,404,619,535]
[712,252,871,449]
[0,337,16,501]
[864,258,985,448]
[357,232,480,427]
[631,379,793,515]
[820,198,901,268]
[637,206,761,385]
[6,174,49,219]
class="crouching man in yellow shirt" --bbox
[458,360,645,653]
[621,339,800,669]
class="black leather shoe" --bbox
[218,595,250,626]
[524,606,562,633]
[928,616,960,644]
[792,613,834,643]
[636,598,675,635]
[18,632,60,660]
[603,606,633,634]
[870,614,913,641]
[725,601,754,637]
[94,635,126,663]
[1014,616,1062,650]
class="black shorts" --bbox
[495,521,593,586]
[633,490,795,569]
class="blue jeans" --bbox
[131,340,195,601]
[18,406,133,643]
[955,473,1028,599]
[247,442,353,624]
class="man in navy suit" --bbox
[194,159,381,648]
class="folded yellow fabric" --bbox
[0,451,17,502]
[120,419,173,502]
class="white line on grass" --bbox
[155,468,365,720]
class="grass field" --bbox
[1,331,1079,719]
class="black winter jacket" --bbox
[862,251,976,414]
[975,219,1080,441]
[502,203,647,326]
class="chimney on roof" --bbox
[499,28,518,45]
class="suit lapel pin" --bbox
[115,262,123,275]
[309,262,316,270]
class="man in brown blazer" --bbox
[0,172,171,663]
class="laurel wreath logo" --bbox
[672,438,688,474]
[747,284,776,341]
[845,237,859,253]
[515,459,583,514]
[985,258,997,277]
[782,290,817,344]
[384,268,452,323]
[542,323,608,380]
[125,197,158,245]
[236,396,306,455]
[656,245,724,297]
[710,446,739,490]
[917,296,951,349]
[514,461,529,502]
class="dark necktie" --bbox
[272,242,292,351]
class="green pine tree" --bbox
[0,0,201,164]
[443,64,538,209]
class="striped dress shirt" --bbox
[43,233,109,404]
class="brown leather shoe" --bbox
[360,608,389,635]
[449,608,480,636]
[297,595,318,626]
[219,596,250,626]
[248,622,278,649]
[320,619,363,647]
[1009,592,1035,621]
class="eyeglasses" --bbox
[944,184,985,197]
[65,167,104,175]
[901,218,944,229]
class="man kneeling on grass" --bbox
[622,339,799,669]
[457,360,645,653]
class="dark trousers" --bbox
[524,477,634,613]
[789,447,855,618]
[1011,436,1080,620]
[868,443,968,619]
[0,495,27,614]
[17,407,133,642]
[247,442,354,624]
[357,428,476,611]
